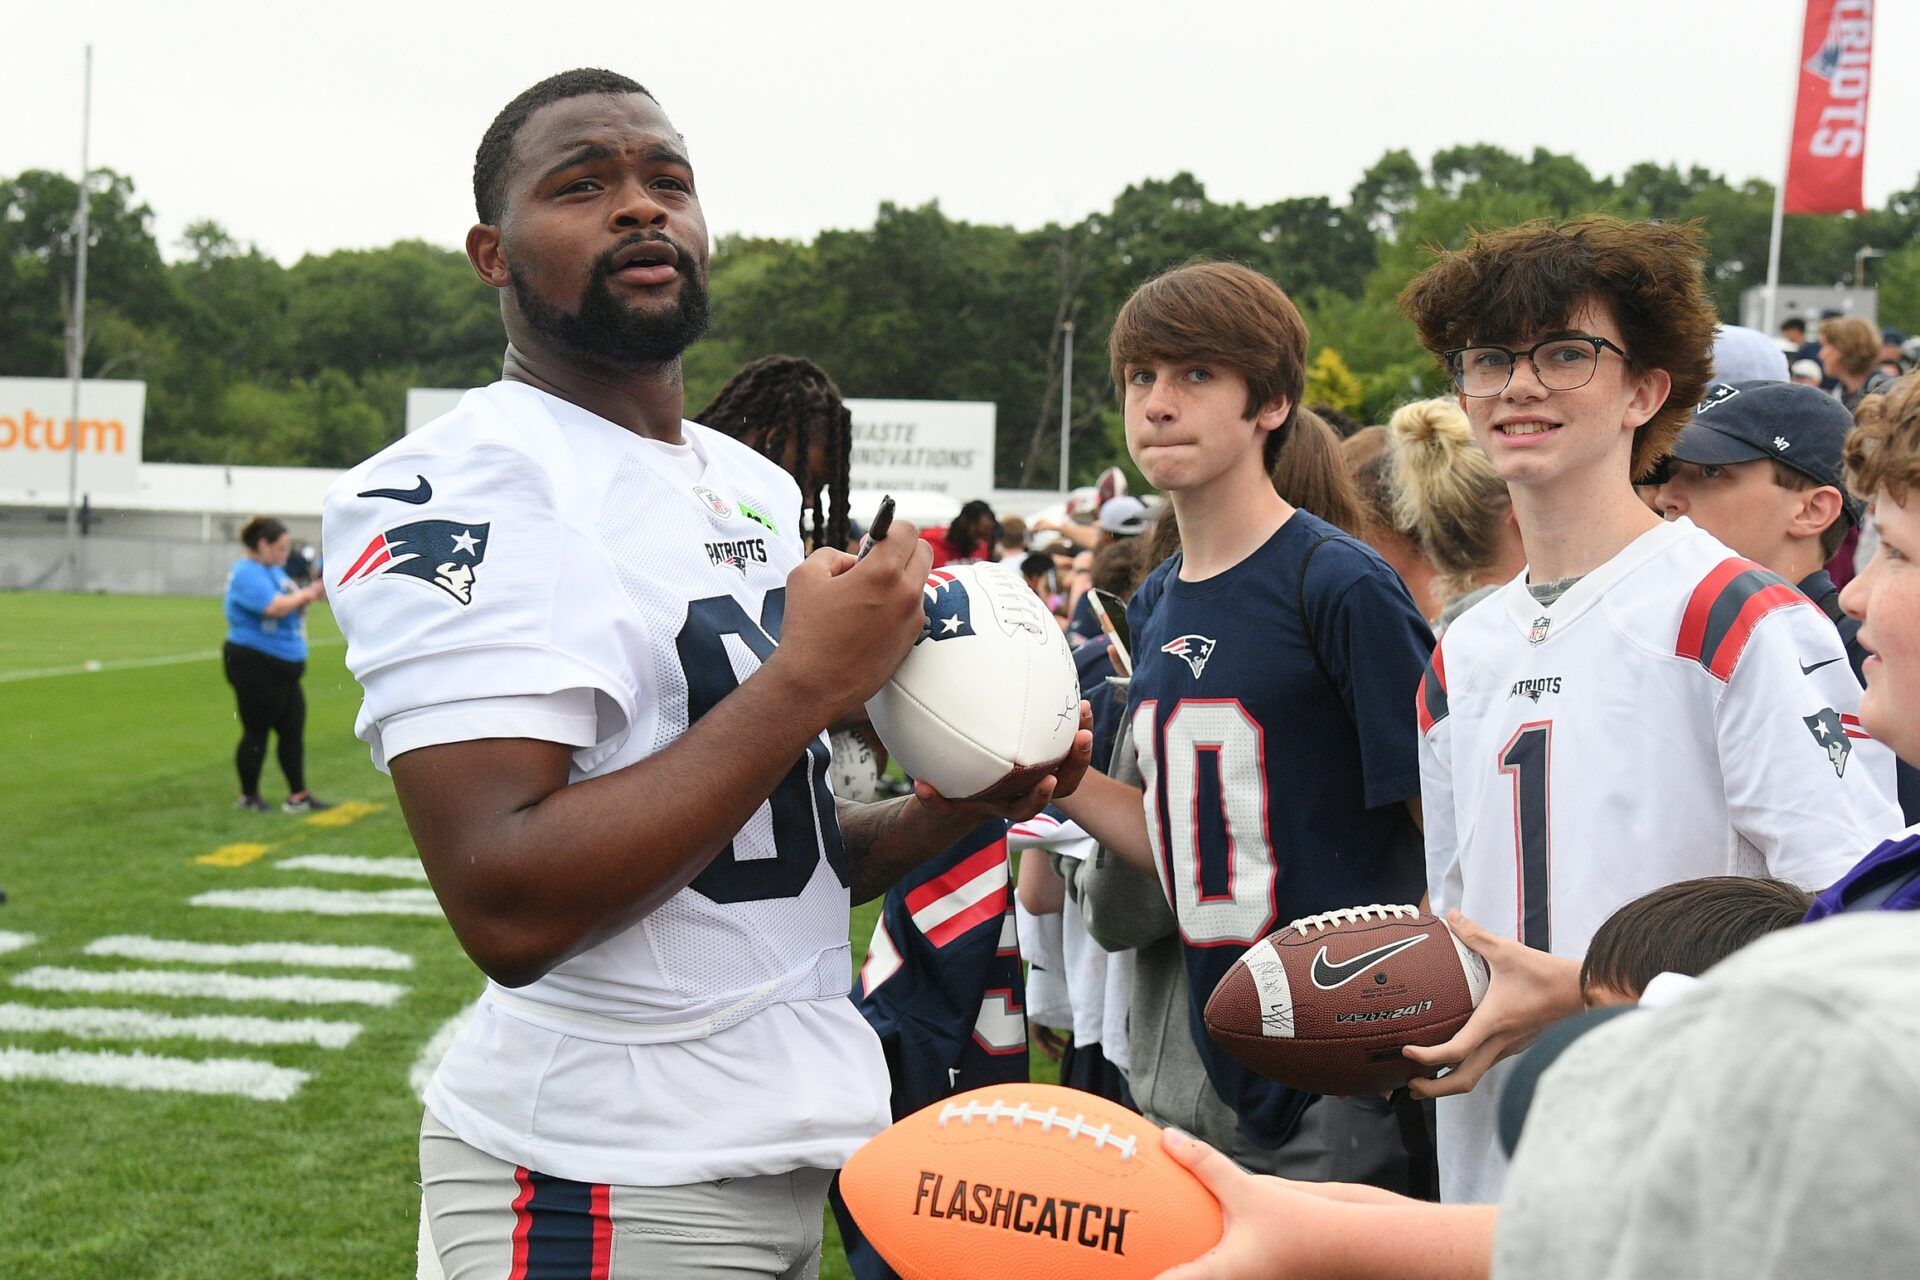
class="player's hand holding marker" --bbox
[767,499,932,729]
[1400,910,1584,1098]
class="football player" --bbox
[1053,262,1436,1187]
[1394,216,1901,1203]
[322,70,1089,1279]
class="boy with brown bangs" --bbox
[1389,216,1899,1204]
[1055,261,1435,1185]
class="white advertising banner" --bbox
[0,377,146,497]
[846,398,995,498]
[408,387,997,499]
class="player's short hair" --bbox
[696,355,852,552]
[1845,372,1920,505]
[1108,261,1309,470]
[1766,460,1853,560]
[239,516,288,550]
[1820,316,1881,381]
[1580,876,1812,1001]
[999,514,1028,550]
[1397,215,1718,482]
[1387,397,1513,596]
[474,69,655,224]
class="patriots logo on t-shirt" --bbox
[919,570,976,644]
[1160,634,1217,679]
[337,520,491,607]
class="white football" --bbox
[866,562,1082,801]
[829,728,886,804]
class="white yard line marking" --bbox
[84,935,414,971]
[409,998,481,1102]
[0,931,36,956]
[0,637,345,685]
[275,855,429,882]
[0,1002,362,1049]
[0,1046,309,1101]
[12,966,406,1007]
[190,887,441,918]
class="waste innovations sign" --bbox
[846,399,994,497]
[409,388,996,498]
[0,377,146,496]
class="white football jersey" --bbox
[1418,517,1900,1204]
[321,382,887,1184]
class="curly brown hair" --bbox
[1844,372,1920,505]
[1397,215,1718,483]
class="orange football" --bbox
[839,1083,1223,1280]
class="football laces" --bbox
[936,1099,1139,1160]
[1287,903,1421,934]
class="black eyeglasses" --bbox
[1444,335,1631,397]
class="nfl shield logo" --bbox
[694,485,732,518]
[1528,616,1552,645]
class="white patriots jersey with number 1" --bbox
[322,381,885,1185]
[1417,517,1899,1204]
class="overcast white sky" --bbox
[8,0,1918,264]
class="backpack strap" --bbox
[1296,533,1342,692]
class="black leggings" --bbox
[223,642,307,797]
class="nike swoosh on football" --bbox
[1800,656,1845,676]
[1309,934,1429,990]
[357,475,432,504]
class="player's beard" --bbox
[510,240,711,370]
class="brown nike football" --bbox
[1203,905,1488,1096]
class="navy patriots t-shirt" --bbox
[1127,510,1432,1147]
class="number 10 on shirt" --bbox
[1135,699,1280,947]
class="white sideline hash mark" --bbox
[275,855,429,882]
[0,931,36,956]
[0,1002,362,1049]
[11,966,406,1007]
[191,887,441,917]
[410,998,482,1103]
[0,1046,308,1101]
[85,935,414,971]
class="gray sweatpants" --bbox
[418,1110,835,1279]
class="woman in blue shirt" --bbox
[224,516,329,812]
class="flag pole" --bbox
[63,44,94,592]
[1763,174,1786,338]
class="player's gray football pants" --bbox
[419,1109,835,1279]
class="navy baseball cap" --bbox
[1669,381,1859,517]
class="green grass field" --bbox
[0,592,1049,1277]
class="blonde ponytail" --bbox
[1387,398,1510,597]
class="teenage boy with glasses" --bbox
[1388,217,1899,1204]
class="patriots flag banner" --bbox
[336,520,491,607]
[1784,0,1873,215]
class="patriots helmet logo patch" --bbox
[1804,706,1860,777]
[919,569,977,643]
[1161,634,1217,678]
[337,520,491,607]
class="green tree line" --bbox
[5,147,1918,487]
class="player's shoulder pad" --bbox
[1416,638,1449,734]
[1675,556,1816,683]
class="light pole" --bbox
[63,45,94,592]
[1058,320,1073,493]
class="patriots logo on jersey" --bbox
[919,570,977,643]
[337,520,490,607]
[705,538,767,577]
[1804,706,1866,777]
[1161,634,1217,678]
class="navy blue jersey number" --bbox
[675,591,849,902]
